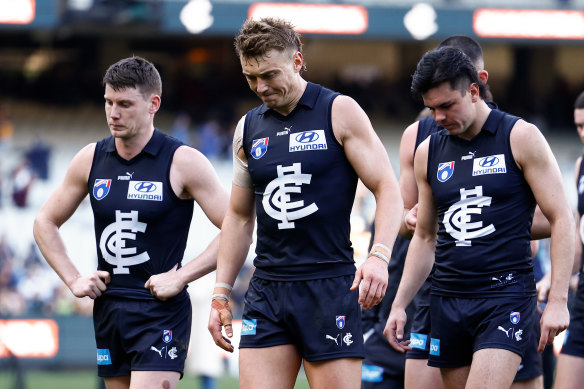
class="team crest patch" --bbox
[93,179,112,200]
[472,154,507,176]
[437,162,455,182]
[251,137,269,159]
[510,312,520,325]
[336,315,346,329]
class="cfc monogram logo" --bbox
[443,186,495,246]
[262,163,318,229]
[99,210,150,274]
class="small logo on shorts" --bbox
[343,333,353,346]
[150,346,164,357]
[510,312,520,325]
[514,329,523,341]
[241,319,257,335]
[97,348,112,365]
[326,334,340,345]
[162,330,173,343]
[410,333,428,350]
[336,315,346,329]
[430,338,440,356]
[168,347,178,359]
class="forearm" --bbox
[214,212,254,293]
[371,182,404,253]
[178,234,221,286]
[548,216,576,303]
[33,217,81,289]
[392,235,434,310]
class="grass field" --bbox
[0,369,311,389]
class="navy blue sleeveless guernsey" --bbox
[427,108,536,297]
[88,129,194,300]
[243,82,358,280]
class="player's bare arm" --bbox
[399,121,421,239]
[33,143,111,299]
[208,180,256,352]
[145,145,229,300]
[331,95,403,310]
[384,139,437,352]
[511,120,574,352]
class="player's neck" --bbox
[115,127,154,160]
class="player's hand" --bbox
[538,299,569,353]
[383,306,411,353]
[69,270,110,299]
[144,264,184,301]
[208,298,234,352]
[350,256,388,309]
[404,204,419,234]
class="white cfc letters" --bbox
[443,186,495,246]
[263,163,318,229]
[99,210,150,273]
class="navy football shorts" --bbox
[93,293,192,378]
[406,279,432,360]
[428,294,537,369]
[239,275,364,361]
[561,281,584,358]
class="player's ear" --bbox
[478,69,489,84]
[150,95,161,114]
[469,83,480,102]
[292,51,303,73]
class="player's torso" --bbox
[427,109,536,296]
[88,130,194,298]
[243,82,358,280]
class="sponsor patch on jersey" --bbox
[362,364,384,382]
[336,315,346,329]
[409,332,428,350]
[97,348,112,365]
[437,161,455,182]
[127,181,163,201]
[429,338,440,356]
[472,154,507,176]
[289,130,327,152]
[93,179,112,200]
[241,319,257,335]
[251,137,269,159]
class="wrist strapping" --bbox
[215,282,233,291]
[212,293,230,302]
[369,243,391,265]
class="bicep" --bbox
[399,123,419,209]
[332,96,395,193]
[513,123,568,222]
[38,145,93,227]
[413,141,437,238]
[179,149,229,229]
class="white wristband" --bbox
[215,283,233,291]
[212,293,230,302]
[371,243,392,253]
[369,251,390,265]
